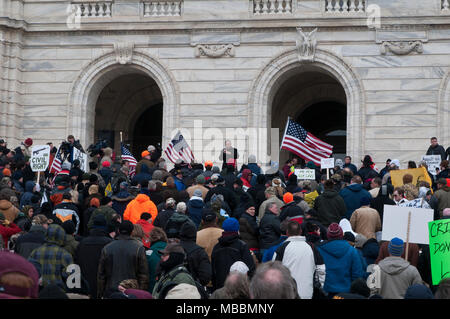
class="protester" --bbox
[314,179,347,227]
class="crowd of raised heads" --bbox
[0,136,449,300]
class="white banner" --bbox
[73,147,89,173]
[30,145,50,172]
[421,155,441,176]
[294,169,316,180]
[320,158,335,169]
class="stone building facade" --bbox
[1,0,449,168]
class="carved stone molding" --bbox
[193,43,238,58]
[380,41,423,55]
[114,42,134,64]
[296,27,317,62]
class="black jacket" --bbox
[14,225,46,259]
[153,208,176,230]
[97,235,149,298]
[75,228,113,298]
[205,185,238,211]
[179,222,212,286]
[279,201,304,222]
[259,210,281,250]
[427,144,447,161]
[238,212,259,249]
[313,189,347,228]
[211,233,255,290]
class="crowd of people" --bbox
[0,135,449,300]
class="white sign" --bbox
[320,158,335,169]
[73,147,89,173]
[30,145,50,172]
[421,155,442,176]
[294,169,316,180]
[381,205,434,245]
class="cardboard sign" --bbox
[73,147,89,173]
[320,158,334,169]
[30,145,50,172]
[381,205,434,244]
[428,220,450,285]
[421,155,442,176]
[294,169,316,180]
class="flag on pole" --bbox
[49,145,63,176]
[164,131,195,164]
[121,143,137,178]
[281,118,333,166]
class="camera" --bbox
[87,139,108,157]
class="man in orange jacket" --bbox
[123,194,158,224]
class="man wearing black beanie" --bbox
[97,220,149,299]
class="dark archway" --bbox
[132,103,163,156]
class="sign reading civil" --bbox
[428,219,450,285]
[30,145,50,172]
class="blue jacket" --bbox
[316,239,364,294]
[187,197,204,229]
[261,235,288,262]
[174,176,186,191]
[339,184,372,220]
[20,181,36,209]
[132,164,152,185]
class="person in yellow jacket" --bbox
[124,194,158,224]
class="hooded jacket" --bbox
[314,190,347,227]
[0,199,19,223]
[123,194,158,224]
[339,184,372,220]
[14,224,46,259]
[316,239,364,294]
[187,196,204,229]
[28,224,73,288]
[19,181,36,209]
[377,256,422,299]
[111,189,135,217]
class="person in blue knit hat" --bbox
[375,237,423,299]
[210,217,255,291]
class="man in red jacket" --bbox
[0,212,21,249]
[136,213,154,248]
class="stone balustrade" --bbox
[72,1,113,17]
[324,0,365,13]
[143,1,183,17]
[253,0,293,15]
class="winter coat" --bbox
[179,222,212,286]
[259,210,281,250]
[132,164,152,185]
[357,167,379,184]
[0,199,19,223]
[19,181,36,209]
[87,206,117,232]
[186,184,209,200]
[258,195,284,221]
[52,201,81,234]
[0,222,21,248]
[14,225,46,259]
[28,224,74,288]
[375,241,419,267]
[434,186,450,218]
[370,192,396,225]
[339,184,372,220]
[238,212,259,249]
[377,257,423,299]
[247,183,266,213]
[148,190,164,207]
[196,226,223,261]
[211,232,255,290]
[314,190,347,227]
[349,206,382,240]
[111,190,134,218]
[123,194,158,224]
[261,235,288,262]
[153,208,175,230]
[75,228,113,298]
[152,264,197,299]
[136,219,153,248]
[98,167,113,186]
[361,238,379,266]
[135,159,154,175]
[187,196,204,229]
[173,176,186,191]
[146,240,167,293]
[279,201,305,223]
[164,212,194,239]
[97,234,149,298]
[426,144,447,161]
[316,239,365,294]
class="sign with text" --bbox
[320,158,334,169]
[390,167,433,190]
[294,169,316,180]
[421,155,442,176]
[428,220,450,285]
[381,205,433,244]
[30,145,50,172]
[73,147,89,173]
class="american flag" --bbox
[121,143,137,178]
[281,118,333,166]
[49,145,63,175]
[164,131,195,164]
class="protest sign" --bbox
[428,219,450,285]
[73,147,89,172]
[421,155,442,176]
[320,158,334,169]
[390,167,433,189]
[381,205,434,245]
[30,145,50,172]
[294,169,315,180]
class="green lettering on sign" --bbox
[428,220,450,285]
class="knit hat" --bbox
[2,168,11,177]
[102,161,110,168]
[360,196,371,206]
[24,138,33,147]
[193,189,203,198]
[119,220,134,235]
[0,251,40,299]
[196,174,205,184]
[204,161,213,168]
[344,231,355,243]
[388,237,404,257]
[404,284,434,299]
[165,283,201,299]
[222,217,239,232]
[141,150,150,158]
[230,261,249,274]
[248,155,257,164]
[90,197,100,208]
[283,192,294,204]
[92,214,107,229]
[327,223,344,240]
[62,220,76,235]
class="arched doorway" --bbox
[94,72,163,153]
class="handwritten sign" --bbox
[73,147,89,173]
[381,205,433,244]
[428,220,450,285]
[294,169,315,180]
[421,155,442,176]
[320,158,334,169]
[30,145,50,172]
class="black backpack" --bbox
[157,266,209,299]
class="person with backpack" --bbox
[211,217,256,291]
[152,243,203,299]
